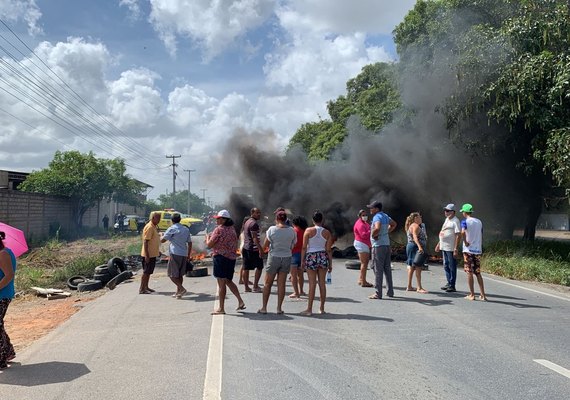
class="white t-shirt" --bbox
[461,217,483,254]
[438,216,461,251]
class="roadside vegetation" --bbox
[483,240,570,286]
[15,236,140,292]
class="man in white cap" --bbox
[435,203,461,292]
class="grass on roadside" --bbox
[15,236,139,292]
[483,239,570,286]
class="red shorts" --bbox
[463,253,481,275]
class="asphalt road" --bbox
[1,259,569,400]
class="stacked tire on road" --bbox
[67,257,133,291]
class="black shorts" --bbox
[143,257,156,274]
[213,255,236,280]
[241,248,264,270]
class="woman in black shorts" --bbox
[205,210,246,315]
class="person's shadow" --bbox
[0,361,90,386]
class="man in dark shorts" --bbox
[161,213,192,299]
[139,212,161,294]
[460,203,487,301]
[241,207,264,292]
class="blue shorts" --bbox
[291,252,301,267]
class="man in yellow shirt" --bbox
[140,212,161,294]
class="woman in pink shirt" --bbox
[353,209,372,287]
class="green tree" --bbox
[394,0,570,238]
[288,62,403,160]
[155,190,212,216]
[19,151,145,228]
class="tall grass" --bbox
[483,239,570,286]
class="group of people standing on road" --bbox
[136,199,487,317]
[352,201,486,302]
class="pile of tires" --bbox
[67,257,133,291]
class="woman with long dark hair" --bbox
[205,210,246,315]
[300,211,333,316]
[289,215,308,298]
[0,231,16,369]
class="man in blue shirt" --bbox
[161,213,193,298]
[367,201,397,299]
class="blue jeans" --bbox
[442,250,457,287]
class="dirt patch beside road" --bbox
[5,292,104,351]
[5,236,140,353]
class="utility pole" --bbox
[166,155,181,208]
[201,188,207,202]
[184,169,196,214]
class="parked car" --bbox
[150,209,206,235]
[114,215,146,233]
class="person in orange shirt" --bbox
[140,212,161,294]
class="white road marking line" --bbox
[484,275,570,302]
[203,297,223,400]
[534,359,570,379]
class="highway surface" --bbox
[1,259,569,400]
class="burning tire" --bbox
[345,260,361,270]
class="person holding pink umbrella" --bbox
[0,231,17,369]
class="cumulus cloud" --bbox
[0,0,42,35]
[167,85,218,127]
[148,0,275,59]
[107,68,163,129]
[279,0,417,35]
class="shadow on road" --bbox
[324,296,363,303]
[484,299,550,309]
[0,361,90,386]
[389,297,453,307]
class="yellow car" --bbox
[150,210,205,235]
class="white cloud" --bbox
[281,0,417,35]
[148,0,275,59]
[107,68,163,129]
[119,0,141,20]
[167,85,218,127]
[0,0,42,35]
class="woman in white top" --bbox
[300,210,333,316]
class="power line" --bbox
[0,18,166,169]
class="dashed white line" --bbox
[534,359,570,379]
[203,297,223,400]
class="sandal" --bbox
[368,293,382,300]
[236,304,246,311]
[361,282,373,288]
[211,310,226,315]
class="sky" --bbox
[0,0,416,206]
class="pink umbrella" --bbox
[0,222,29,257]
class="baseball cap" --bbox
[366,200,382,209]
[443,204,455,211]
[459,203,473,213]
[213,209,231,219]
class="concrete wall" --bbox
[0,191,145,240]
[0,190,73,240]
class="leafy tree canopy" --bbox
[287,62,402,160]
[19,151,146,227]
[155,190,212,216]
[394,0,570,189]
